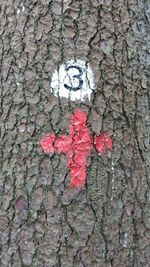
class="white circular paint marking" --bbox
[50,60,95,101]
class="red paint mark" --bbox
[55,135,72,154]
[40,133,55,154]
[94,132,112,155]
[40,110,112,188]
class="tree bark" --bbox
[0,0,150,266]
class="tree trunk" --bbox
[0,1,149,266]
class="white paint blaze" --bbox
[50,60,95,101]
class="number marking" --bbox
[64,65,83,91]
[50,59,95,101]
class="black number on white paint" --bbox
[51,59,95,101]
[64,65,83,91]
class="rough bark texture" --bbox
[0,0,150,266]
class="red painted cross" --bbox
[40,110,112,188]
